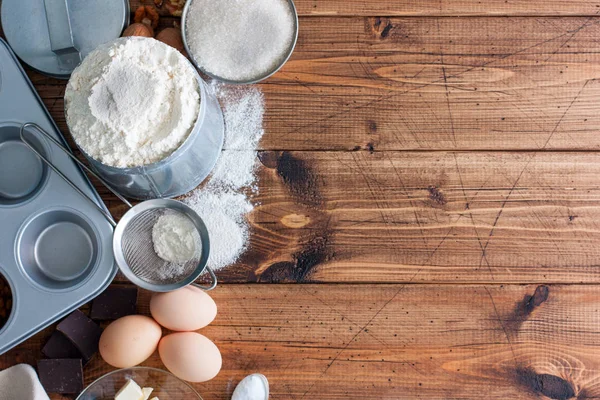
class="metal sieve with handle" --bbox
[19,123,216,292]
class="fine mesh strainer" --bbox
[20,122,216,292]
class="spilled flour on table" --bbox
[183,83,264,270]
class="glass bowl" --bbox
[76,367,203,400]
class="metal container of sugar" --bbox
[181,0,299,84]
[65,38,225,200]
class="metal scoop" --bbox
[20,123,216,292]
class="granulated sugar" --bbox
[185,0,295,81]
[65,37,200,167]
[184,84,264,270]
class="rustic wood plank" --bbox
[242,150,600,283]
[131,0,600,17]
[264,16,600,151]
[15,17,600,151]
[2,284,599,399]
[95,151,600,284]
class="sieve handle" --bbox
[192,266,217,291]
[19,123,134,227]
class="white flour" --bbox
[186,190,253,270]
[184,84,264,270]
[65,37,200,168]
[232,374,269,400]
[207,85,265,190]
[152,213,199,263]
[185,0,295,81]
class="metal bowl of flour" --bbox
[64,38,225,200]
[181,0,299,84]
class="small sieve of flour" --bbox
[65,37,200,168]
[152,213,200,264]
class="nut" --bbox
[156,28,186,55]
[134,5,160,29]
[122,22,154,37]
[165,0,185,16]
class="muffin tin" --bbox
[0,38,116,354]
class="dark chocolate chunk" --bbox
[0,275,13,331]
[91,285,138,320]
[37,359,83,394]
[42,331,83,361]
[56,310,102,360]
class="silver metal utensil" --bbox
[20,122,216,292]
[181,0,299,84]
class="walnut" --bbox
[165,0,185,16]
[134,6,160,30]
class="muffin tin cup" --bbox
[0,123,50,206]
[0,38,116,354]
[16,208,100,292]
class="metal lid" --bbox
[1,0,129,78]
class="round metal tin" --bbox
[181,0,299,84]
[1,0,129,78]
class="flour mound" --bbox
[65,37,200,168]
[186,190,253,270]
[152,213,199,263]
[184,83,265,271]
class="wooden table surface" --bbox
[3,0,600,398]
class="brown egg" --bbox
[99,315,162,368]
[158,332,221,382]
[150,286,217,331]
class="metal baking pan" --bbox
[0,38,116,354]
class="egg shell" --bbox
[99,315,162,368]
[158,332,222,382]
[150,286,217,331]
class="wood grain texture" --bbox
[2,0,600,398]
[20,16,600,151]
[2,284,600,400]
[98,150,600,284]
[131,0,600,16]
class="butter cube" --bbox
[142,388,153,400]
[115,379,144,400]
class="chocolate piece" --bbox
[0,275,13,330]
[37,359,83,394]
[91,286,138,320]
[56,310,102,360]
[42,331,83,361]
